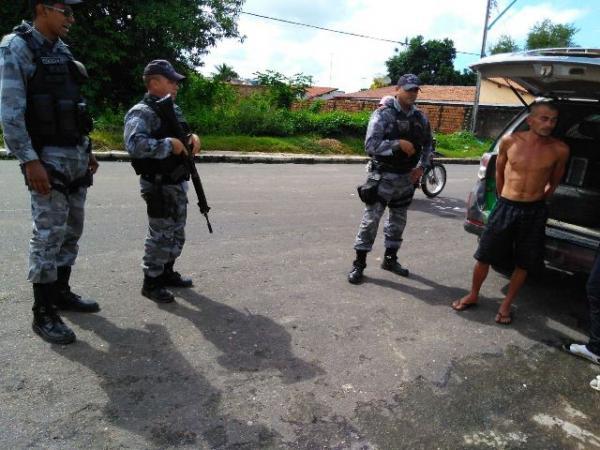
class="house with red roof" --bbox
[303,86,345,101]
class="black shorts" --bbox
[474,197,547,271]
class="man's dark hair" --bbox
[529,99,559,114]
[31,0,56,19]
[31,1,47,19]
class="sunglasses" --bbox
[44,5,74,18]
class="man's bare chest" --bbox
[507,146,557,172]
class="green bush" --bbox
[435,131,493,157]
[308,100,325,113]
[94,107,127,132]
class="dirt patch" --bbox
[316,139,346,153]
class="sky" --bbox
[198,0,600,94]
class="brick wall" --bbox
[417,103,470,134]
[230,84,267,98]
[294,98,469,133]
[293,97,523,137]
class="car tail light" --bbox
[466,217,485,227]
[477,153,492,180]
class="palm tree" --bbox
[213,63,239,82]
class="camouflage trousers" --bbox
[140,179,188,277]
[353,171,415,252]
[29,155,89,283]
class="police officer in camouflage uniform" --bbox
[348,74,433,284]
[124,60,200,304]
[0,0,99,344]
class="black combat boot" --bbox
[32,283,76,345]
[142,275,175,303]
[381,248,409,277]
[54,266,100,312]
[348,250,367,284]
[162,261,193,288]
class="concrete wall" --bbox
[471,104,523,139]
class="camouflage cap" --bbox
[143,59,186,82]
[397,73,422,90]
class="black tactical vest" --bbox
[374,107,427,173]
[130,95,191,184]
[16,25,92,149]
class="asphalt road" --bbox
[1,161,599,450]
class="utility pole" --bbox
[470,0,519,134]
[470,0,493,134]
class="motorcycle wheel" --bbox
[421,163,447,198]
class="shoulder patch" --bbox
[0,34,17,49]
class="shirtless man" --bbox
[452,101,569,324]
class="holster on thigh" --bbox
[357,173,382,205]
[142,182,171,219]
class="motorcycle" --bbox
[417,148,447,198]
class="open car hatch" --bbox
[471,48,600,101]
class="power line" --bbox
[240,11,481,56]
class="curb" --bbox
[0,149,480,165]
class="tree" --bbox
[385,36,476,86]
[370,75,391,89]
[212,63,239,82]
[526,19,578,50]
[0,1,244,110]
[253,70,313,109]
[489,35,520,55]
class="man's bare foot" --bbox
[451,296,478,311]
[495,311,512,325]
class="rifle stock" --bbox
[155,95,213,233]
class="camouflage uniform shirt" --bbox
[124,95,184,161]
[365,96,433,169]
[0,21,89,163]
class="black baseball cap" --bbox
[143,60,186,82]
[31,0,84,6]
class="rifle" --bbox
[154,94,213,233]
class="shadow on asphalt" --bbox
[410,195,467,221]
[364,272,470,306]
[160,289,325,384]
[51,315,278,448]
[367,265,590,353]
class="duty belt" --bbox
[370,159,412,174]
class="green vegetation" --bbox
[90,127,490,158]
[0,1,245,110]
[201,135,365,155]
[386,36,476,86]
[0,4,490,160]
[0,68,489,159]
[435,131,493,158]
[488,18,579,55]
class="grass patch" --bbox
[12,129,488,159]
[90,131,365,155]
[202,135,364,155]
[435,131,493,158]
[91,129,124,151]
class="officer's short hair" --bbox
[143,74,162,88]
[30,0,50,18]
